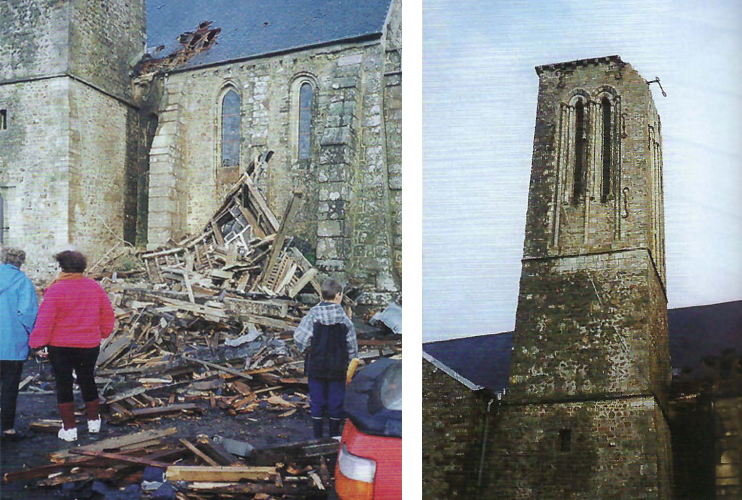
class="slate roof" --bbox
[146,0,393,70]
[423,332,513,394]
[423,300,742,393]
[668,300,742,378]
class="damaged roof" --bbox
[147,0,393,70]
[424,300,742,392]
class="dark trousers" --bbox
[48,346,100,404]
[308,378,345,419]
[0,361,24,431]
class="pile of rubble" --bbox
[4,427,338,499]
[6,170,401,498]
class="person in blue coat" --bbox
[0,247,38,441]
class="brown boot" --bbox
[57,402,77,442]
[84,399,100,421]
[85,399,101,434]
[58,402,76,430]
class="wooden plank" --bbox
[275,262,298,295]
[156,296,228,319]
[18,375,35,392]
[4,457,98,484]
[28,419,62,433]
[182,355,253,381]
[195,436,240,466]
[235,312,298,331]
[97,331,133,367]
[255,191,301,291]
[50,427,178,462]
[288,268,319,298]
[179,439,220,467]
[69,449,171,468]
[183,271,196,303]
[166,465,276,482]
[235,203,266,239]
[130,403,200,418]
[243,176,280,233]
[211,221,225,246]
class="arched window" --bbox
[601,96,612,202]
[221,89,241,167]
[298,83,313,160]
[572,100,586,204]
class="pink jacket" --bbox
[29,277,115,349]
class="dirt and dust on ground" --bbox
[0,168,401,499]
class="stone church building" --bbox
[423,56,741,500]
[0,0,402,303]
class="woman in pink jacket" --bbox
[30,251,115,442]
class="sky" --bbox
[422,0,742,342]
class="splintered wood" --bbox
[140,175,314,298]
[4,426,337,498]
[8,159,402,498]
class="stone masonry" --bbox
[1,0,400,301]
[138,0,401,303]
[487,56,673,499]
[0,0,145,281]
[423,359,493,500]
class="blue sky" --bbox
[423,0,742,341]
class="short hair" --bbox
[1,247,26,268]
[54,250,87,273]
[321,278,343,301]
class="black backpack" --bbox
[306,322,349,380]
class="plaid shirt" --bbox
[293,302,358,359]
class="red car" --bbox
[332,356,402,500]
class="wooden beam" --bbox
[69,449,171,468]
[50,427,178,462]
[129,403,200,418]
[179,439,220,467]
[288,268,319,298]
[257,192,302,289]
[235,203,266,239]
[235,312,298,331]
[166,466,276,482]
[210,221,225,246]
[4,457,98,484]
[243,176,280,233]
[195,436,240,466]
[182,355,253,381]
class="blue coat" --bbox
[0,263,38,360]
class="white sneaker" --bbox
[58,427,78,442]
[87,419,101,434]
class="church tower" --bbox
[488,56,672,499]
[0,0,145,277]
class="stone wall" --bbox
[525,57,665,284]
[0,78,71,280]
[0,0,145,281]
[509,250,670,403]
[0,0,70,82]
[146,37,401,301]
[488,397,672,500]
[422,360,492,500]
[69,0,146,101]
[67,79,134,261]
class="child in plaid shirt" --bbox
[294,278,358,438]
